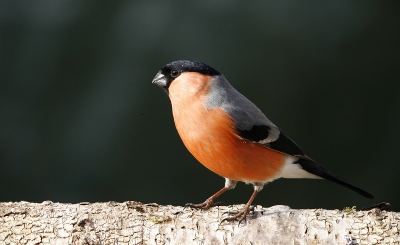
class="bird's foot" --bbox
[221,205,254,226]
[185,198,225,210]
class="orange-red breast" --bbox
[152,60,373,223]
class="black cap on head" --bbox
[162,60,221,77]
[152,60,221,91]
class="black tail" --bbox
[297,158,374,198]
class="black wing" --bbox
[236,125,305,157]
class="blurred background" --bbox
[1,0,399,211]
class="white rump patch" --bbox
[279,156,321,179]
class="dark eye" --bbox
[171,70,180,78]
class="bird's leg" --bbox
[185,187,228,209]
[221,183,263,225]
[185,179,237,209]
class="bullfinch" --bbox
[152,60,373,223]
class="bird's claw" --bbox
[220,206,254,226]
[185,201,225,210]
[220,211,248,226]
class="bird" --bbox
[152,60,374,223]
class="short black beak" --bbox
[152,71,167,88]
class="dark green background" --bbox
[1,1,399,211]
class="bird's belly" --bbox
[174,106,286,183]
[190,135,286,183]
